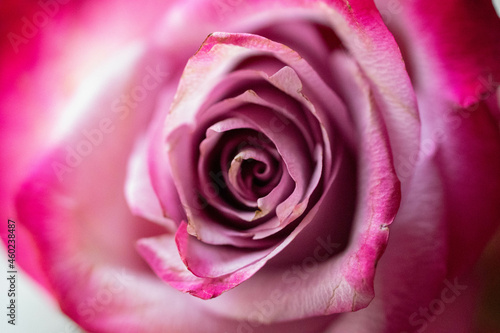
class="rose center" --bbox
[227,147,282,203]
[200,128,284,213]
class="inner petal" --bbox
[227,147,282,204]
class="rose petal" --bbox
[137,230,266,299]
[125,135,176,230]
[320,1,420,184]
[202,39,400,320]
[380,0,500,105]
[159,34,349,249]
[380,0,500,276]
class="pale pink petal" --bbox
[137,231,265,299]
[320,1,420,183]
[125,135,176,230]
[0,0,174,290]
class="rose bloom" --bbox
[1,0,500,332]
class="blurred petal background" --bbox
[1,0,499,332]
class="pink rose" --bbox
[2,0,500,332]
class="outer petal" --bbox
[324,155,449,332]
[325,102,500,332]
[377,0,500,280]
[125,135,177,231]
[325,0,500,331]
[376,0,500,105]
[0,0,180,291]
